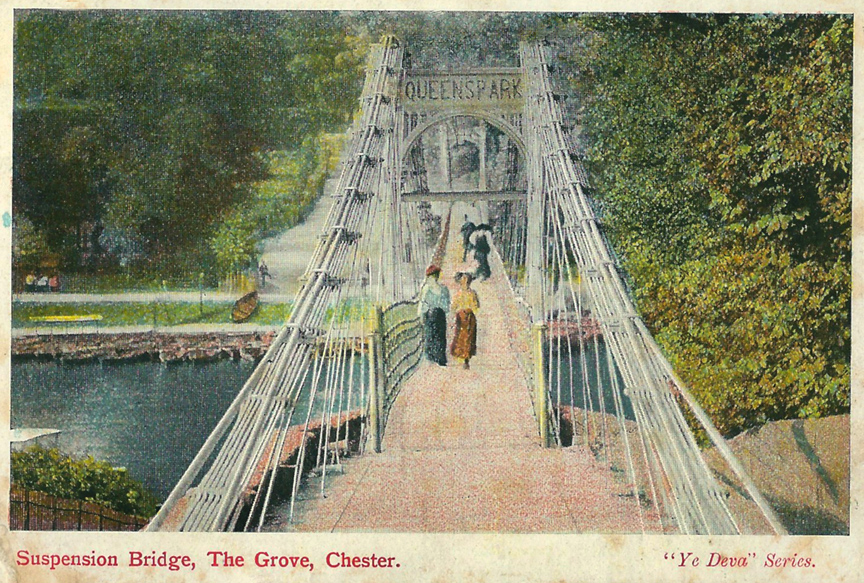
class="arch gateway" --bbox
[396,65,530,202]
[371,39,556,316]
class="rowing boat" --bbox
[231,290,258,323]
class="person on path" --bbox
[460,215,476,261]
[450,272,480,369]
[471,230,492,281]
[258,259,270,289]
[418,265,450,366]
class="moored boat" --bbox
[232,290,259,323]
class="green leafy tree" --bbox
[12,215,51,270]
[569,14,851,436]
[14,11,367,278]
[211,211,258,277]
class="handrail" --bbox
[381,302,423,416]
[367,301,423,451]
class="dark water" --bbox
[12,360,255,500]
[11,356,369,501]
[545,338,635,420]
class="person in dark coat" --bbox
[460,215,476,261]
[418,265,450,366]
[471,231,492,281]
[258,260,270,288]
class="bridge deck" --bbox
[268,233,662,533]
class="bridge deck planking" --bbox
[272,221,663,533]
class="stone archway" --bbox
[400,111,526,166]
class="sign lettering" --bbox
[400,70,524,114]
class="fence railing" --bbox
[367,301,423,452]
[364,192,449,451]
[9,485,149,531]
[381,301,423,414]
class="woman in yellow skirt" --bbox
[450,272,480,369]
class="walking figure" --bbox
[460,215,476,261]
[258,259,270,288]
[418,265,450,366]
[450,272,479,369]
[471,230,491,281]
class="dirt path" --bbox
[258,180,335,296]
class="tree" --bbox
[569,14,851,436]
[11,215,50,270]
[14,11,367,278]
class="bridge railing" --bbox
[365,196,451,451]
[519,40,787,536]
[146,35,407,533]
[367,301,423,451]
[381,302,424,402]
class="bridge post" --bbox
[524,117,546,320]
[439,122,452,191]
[368,306,385,453]
[532,321,550,447]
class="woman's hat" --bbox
[426,265,441,277]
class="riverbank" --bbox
[12,298,292,330]
[12,331,278,364]
[703,413,850,535]
[554,405,849,535]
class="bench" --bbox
[29,315,103,334]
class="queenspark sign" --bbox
[400,68,524,114]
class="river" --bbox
[11,356,367,501]
[12,343,619,503]
[12,360,255,501]
[546,338,635,420]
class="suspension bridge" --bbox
[146,37,787,536]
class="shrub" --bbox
[11,446,159,518]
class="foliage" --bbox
[569,14,851,435]
[645,240,849,433]
[349,12,554,67]
[12,215,50,268]
[211,212,258,276]
[12,446,159,517]
[13,11,367,277]
[209,135,337,276]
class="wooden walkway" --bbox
[267,234,662,533]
